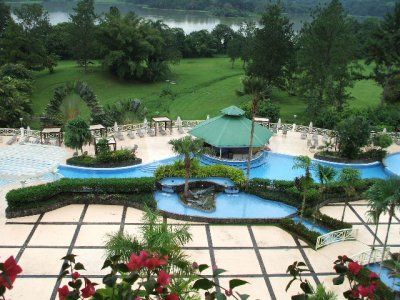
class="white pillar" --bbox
[20,127,24,138]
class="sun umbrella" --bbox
[206,115,210,120]
[309,122,313,134]
[27,126,31,136]
[143,117,148,130]
[277,118,282,129]
[176,116,182,129]
[114,122,118,133]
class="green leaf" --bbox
[57,270,69,281]
[213,268,227,277]
[285,278,296,292]
[143,277,156,294]
[68,279,82,290]
[116,263,129,273]
[102,259,113,270]
[61,254,76,263]
[300,281,313,294]
[123,272,139,285]
[198,264,209,273]
[229,279,248,290]
[237,293,250,300]
[332,274,345,285]
[192,278,214,290]
[61,262,70,272]
[74,262,85,270]
[0,285,6,296]
[291,294,307,300]
[103,274,118,287]
[334,264,347,274]
[215,292,227,300]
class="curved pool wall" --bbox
[58,151,390,181]
[155,191,297,220]
[201,152,266,169]
[384,152,400,177]
[367,263,400,292]
[159,177,235,187]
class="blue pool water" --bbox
[160,177,235,187]
[58,152,391,181]
[293,217,330,235]
[155,191,297,219]
[384,153,400,176]
[367,263,400,292]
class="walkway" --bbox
[0,181,398,299]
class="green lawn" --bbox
[30,57,383,128]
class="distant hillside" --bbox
[5,0,397,18]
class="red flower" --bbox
[127,250,149,271]
[81,278,96,298]
[145,254,168,270]
[157,270,172,286]
[342,255,348,260]
[369,271,379,280]
[72,272,80,280]
[166,294,180,300]
[155,286,164,294]
[58,285,70,300]
[0,256,23,289]
[357,284,374,298]
[348,261,362,276]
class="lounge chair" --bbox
[148,129,155,137]
[6,135,17,145]
[137,129,144,138]
[301,132,307,140]
[282,127,288,136]
[160,128,167,136]
[127,130,135,139]
[178,127,185,134]
[116,132,124,141]
[19,136,30,144]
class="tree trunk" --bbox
[246,96,258,189]
[300,190,306,217]
[381,207,394,266]
[184,156,191,199]
[341,200,347,223]
[368,217,380,263]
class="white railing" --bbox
[351,247,391,265]
[315,228,358,250]
[0,128,19,136]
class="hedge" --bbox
[6,177,156,210]
[155,160,246,185]
[67,152,142,168]
[303,209,352,231]
[279,218,320,247]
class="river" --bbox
[9,2,309,33]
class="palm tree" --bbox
[314,164,337,190]
[339,168,361,222]
[364,178,400,264]
[293,155,313,217]
[242,76,268,185]
[64,116,92,154]
[169,136,206,199]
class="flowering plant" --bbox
[333,255,380,299]
[0,256,23,300]
[58,251,249,300]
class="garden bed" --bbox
[67,154,142,168]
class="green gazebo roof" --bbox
[189,106,273,148]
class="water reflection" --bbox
[10,2,308,33]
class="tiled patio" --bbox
[0,198,398,300]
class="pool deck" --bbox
[0,131,400,299]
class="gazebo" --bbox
[89,124,106,137]
[189,106,273,159]
[151,117,172,136]
[40,128,63,146]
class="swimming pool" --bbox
[367,263,400,292]
[155,191,297,219]
[384,153,400,176]
[58,151,391,181]
[159,177,235,187]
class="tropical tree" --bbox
[70,0,97,72]
[168,136,206,199]
[364,178,400,263]
[364,182,387,255]
[242,76,269,184]
[247,2,295,88]
[64,116,92,154]
[314,163,337,189]
[339,168,361,222]
[292,155,314,217]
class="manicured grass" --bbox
[30,57,383,129]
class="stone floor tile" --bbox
[0,248,19,260]
[0,224,33,246]
[124,207,145,223]
[84,205,123,223]
[260,249,303,274]
[251,226,296,247]
[29,224,76,247]
[302,248,334,274]
[185,225,208,247]
[41,204,84,222]
[184,249,212,275]
[269,276,313,300]
[123,224,143,240]
[214,249,261,275]
[210,225,253,247]
[75,225,120,247]
[319,205,359,223]
[70,249,108,276]
[218,277,271,300]
[18,248,68,275]
[6,214,39,223]
[7,278,55,300]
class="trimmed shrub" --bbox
[6,177,155,210]
[303,209,352,231]
[279,218,320,246]
[155,160,246,185]
[67,150,141,168]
